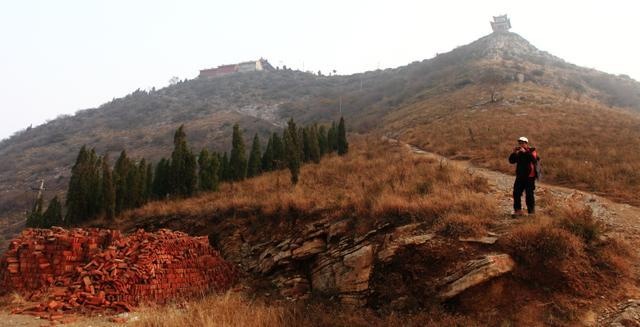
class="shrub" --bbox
[556,205,603,244]
[504,223,584,266]
[501,222,594,295]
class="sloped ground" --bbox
[32,136,628,326]
[384,82,640,206]
[399,138,640,326]
[1,136,637,326]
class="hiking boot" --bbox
[511,210,526,218]
[528,211,536,216]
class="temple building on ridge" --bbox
[491,15,512,33]
[199,58,275,79]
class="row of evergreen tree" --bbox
[26,117,348,228]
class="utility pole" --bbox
[339,96,342,116]
[31,179,45,209]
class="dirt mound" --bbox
[0,227,237,320]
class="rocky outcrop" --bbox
[215,219,512,306]
[377,223,434,263]
[439,254,515,300]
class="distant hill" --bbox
[1,31,640,249]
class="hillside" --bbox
[84,137,635,326]
[1,31,640,250]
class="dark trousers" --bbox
[513,177,536,213]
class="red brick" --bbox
[1,227,237,315]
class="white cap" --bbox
[518,136,529,143]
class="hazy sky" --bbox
[1,0,638,140]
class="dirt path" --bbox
[397,139,640,326]
[401,141,640,237]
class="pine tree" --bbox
[101,155,116,220]
[42,196,63,228]
[247,134,262,178]
[170,125,197,197]
[283,119,301,184]
[337,117,349,155]
[229,124,247,181]
[261,135,274,172]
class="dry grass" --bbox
[131,291,477,327]
[501,204,632,298]
[131,292,288,327]
[121,136,498,237]
[434,213,490,238]
[386,82,640,205]
[111,136,634,326]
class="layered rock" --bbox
[215,219,513,306]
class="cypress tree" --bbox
[283,118,301,185]
[42,196,63,228]
[327,122,338,152]
[113,150,131,215]
[337,117,349,155]
[128,163,138,208]
[209,152,221,191]
[132,159,147,207]
[219,152,230,182]
[198,149,214,191]
[101,154,116,220]
[297,126,305,161]
[86,149,102,219]
[307,125,321,164]
[302,128,311,163]
[145,162,153,203]
[229,124,247,181]
[318,125,328,156]
[261,135,274,172]
[271,132,285,169]
[152,158,170,199]
[66,146,91,225]
[247,134,262,178]
[170,125,197,197]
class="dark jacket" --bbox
[509,147,540,179]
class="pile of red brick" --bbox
[0,227,237,319]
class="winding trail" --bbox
[389,137,640,326]
[399,140,640,238]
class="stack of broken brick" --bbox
[0,227,237,320]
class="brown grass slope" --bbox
[110,135,496,238]
[384,82,640,205]
[95,137,633,326]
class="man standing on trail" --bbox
[509,136,540,217]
